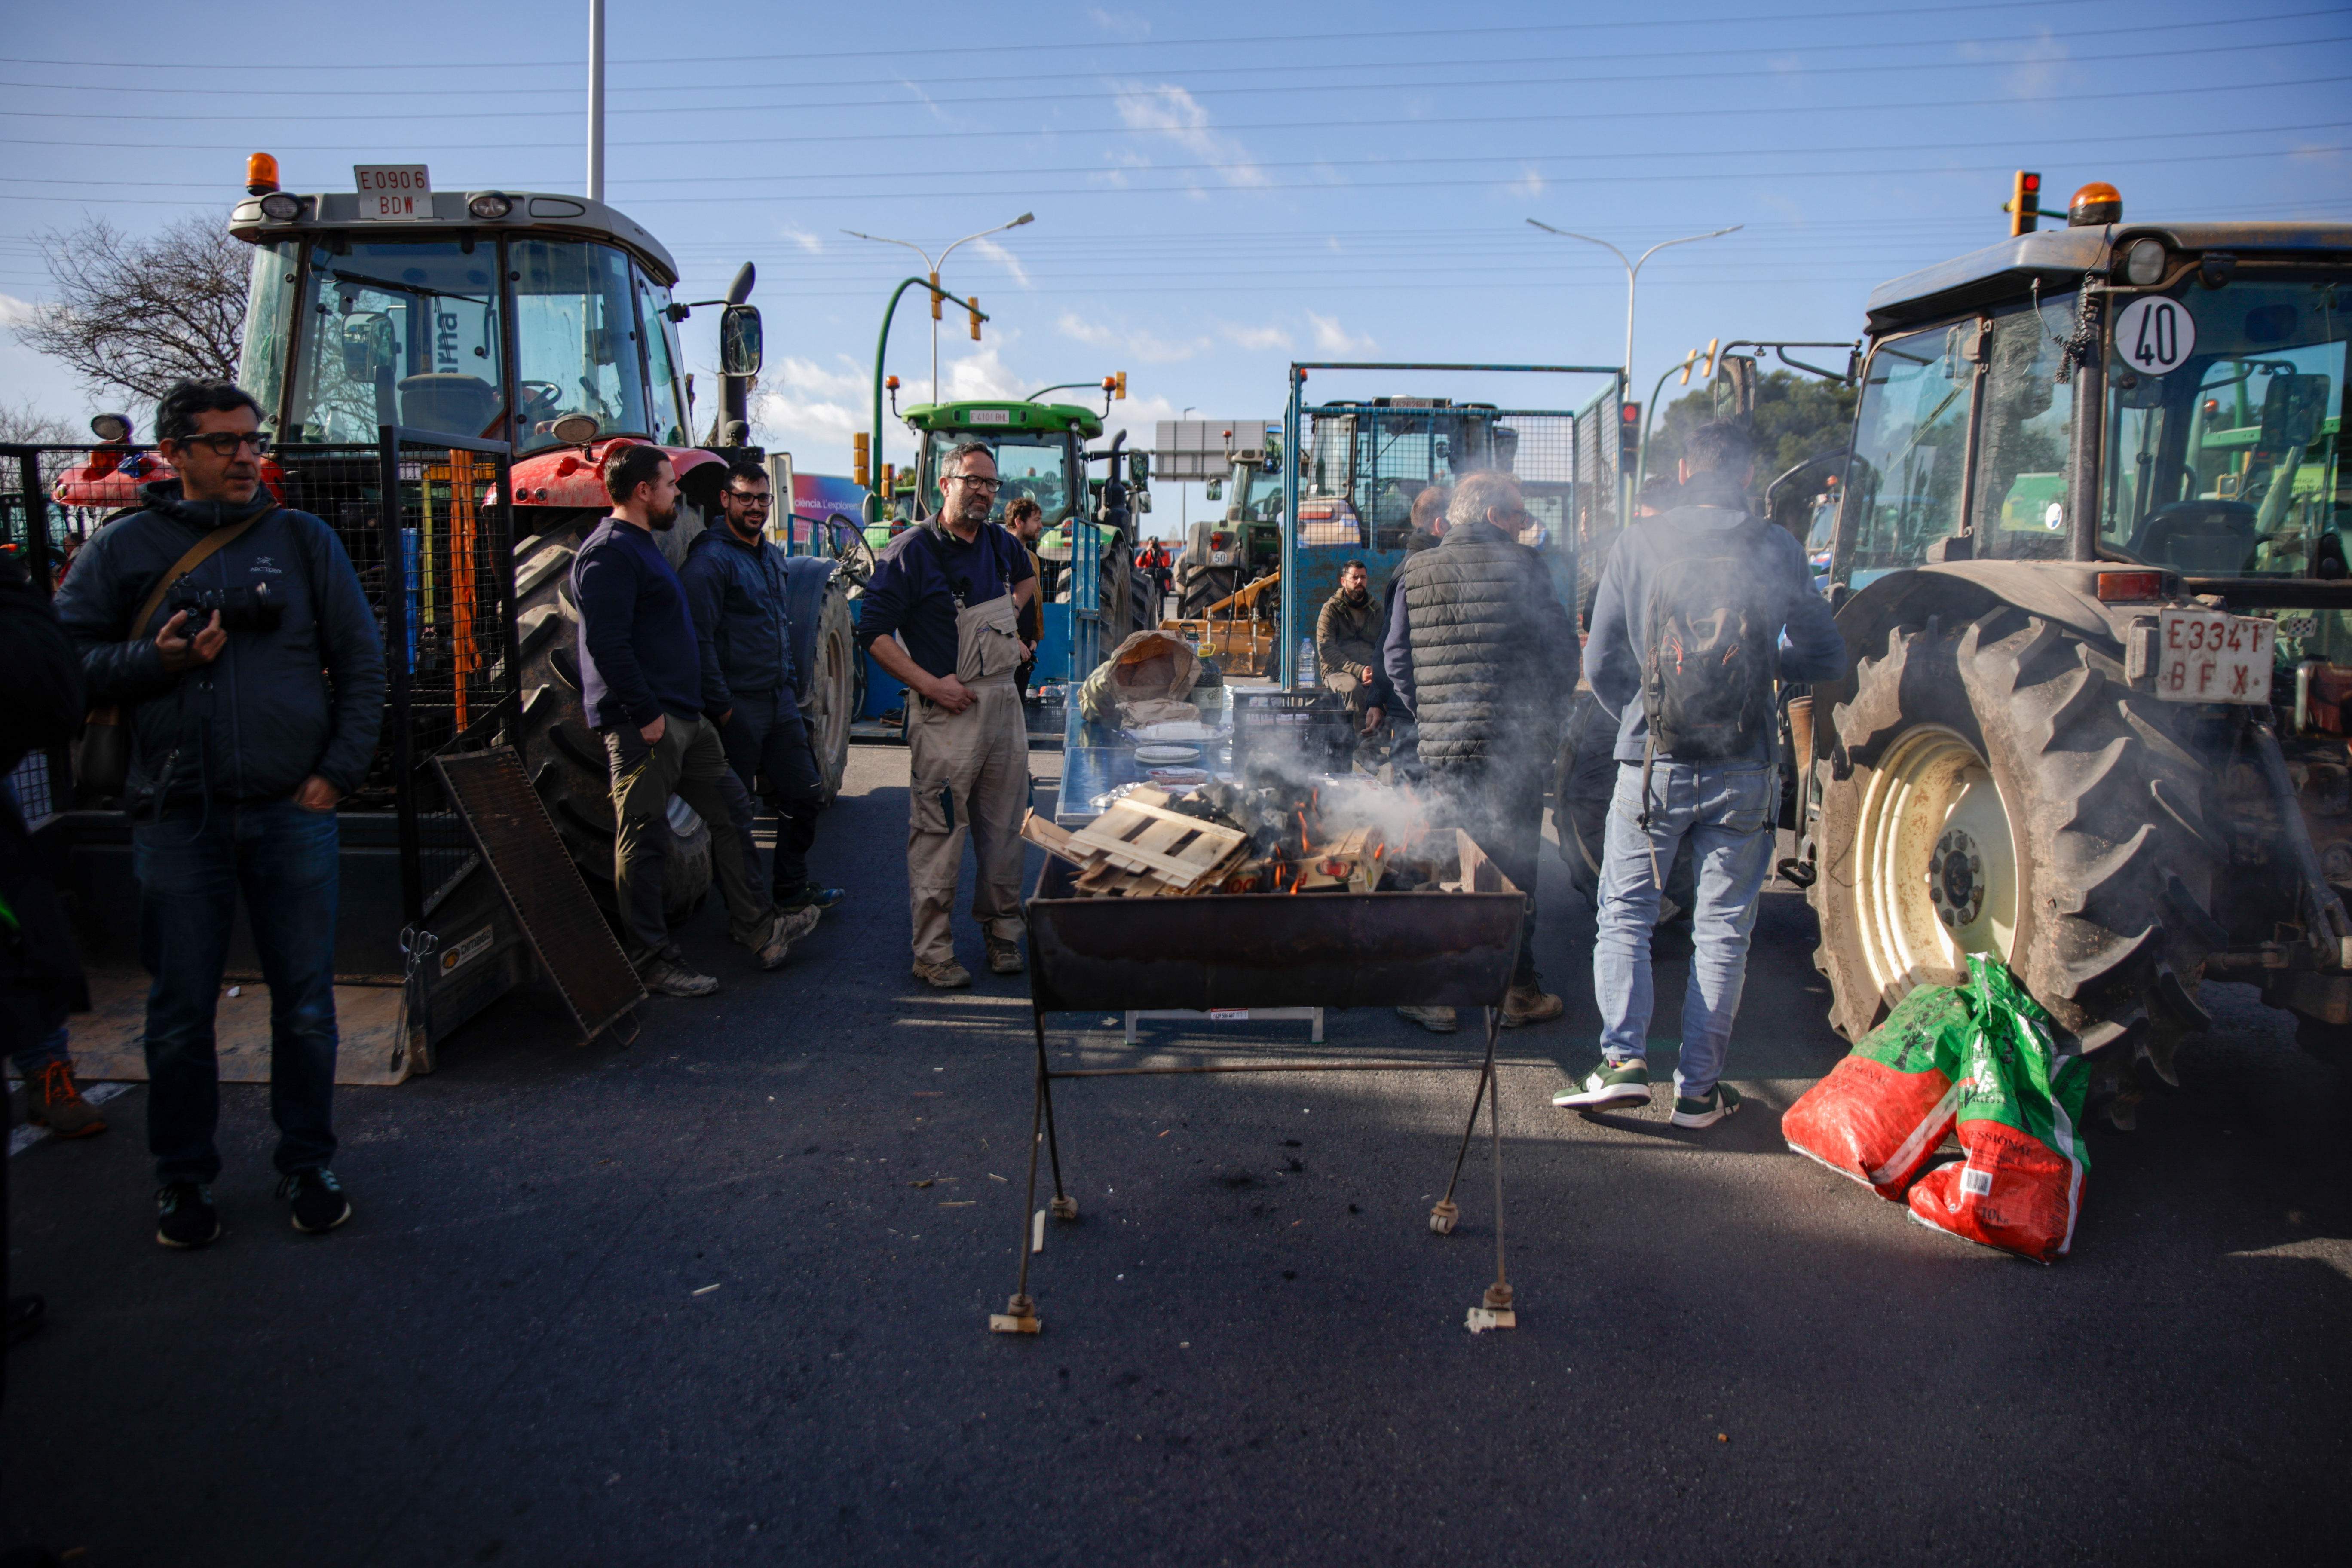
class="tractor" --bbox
[1176,428,1285,618]
[61,166,859,932]
[1794,186,2352,1087]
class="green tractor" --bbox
[1796,186,2352,1087]
[893,398,1154,649]
[1176,429,1284,617]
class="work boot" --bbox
[749,905,821,971]
[984,936,1026,975]
[278,1167,352,1234]
[1499,982,1564,1028]
[1395,1005,1459,1034]
[913,957,974,990]
[24,1060,106,1138]
[156,1182,222,1250]
[641,958,720,998]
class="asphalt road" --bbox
[4,741,2346,1567]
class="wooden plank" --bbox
[69,968,415,1087]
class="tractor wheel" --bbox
[511,519,714,930]
[799,574,857,804]
[1813,607,2222,1051]
[1101,531,1138,646]
[1179,564,1241,619]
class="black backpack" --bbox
[1639,517,1779,764]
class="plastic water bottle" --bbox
[1298,637,1318,686]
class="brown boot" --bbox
[25,1061,106,1139]
[913,958,974,989]
[1499,983,1565,1029]
[984,936,1026,975]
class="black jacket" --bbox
[54,481,387,810]
[681,523,794,707]
[1381,519,1577,767]
[1,551,89,1043]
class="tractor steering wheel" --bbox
[519,381,566,426]
[830,519,879,588]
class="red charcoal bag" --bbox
[1783,982,1972,1199]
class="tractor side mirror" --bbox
[1130,451,1150,487]
[1204,479,1223,500]
[2262,373,2329,455]
[720,305,763,377]
[341,312,395,380]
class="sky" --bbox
[1,0,2346,535]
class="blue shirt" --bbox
[858,521,1035,681]
[1584,475,1848,764]
[572,517,718,729]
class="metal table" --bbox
[1052,684,1235,827]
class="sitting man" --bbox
[1316,559,1383,734]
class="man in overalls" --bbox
[860,443,1039,989]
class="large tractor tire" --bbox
[1101,530,1139,646]
[1813,606,2223,1053]
[511,517,714,929]
[798,574,857,803]
[1179,563,1240,619]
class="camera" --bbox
[167,582,283,634]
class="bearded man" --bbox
[573,443,810,998]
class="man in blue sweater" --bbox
[573,444,814,997]
[1556,422,1848,1128]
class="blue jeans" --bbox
[9,1023,69,1076]
[1592,759,1778,1099]
[134,799,342,1183]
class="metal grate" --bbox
[3,749,60,830]
[432,746,642,1044]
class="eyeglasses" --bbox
[177,432,272,457]
[945,474,1000,491]
[726,491,773,509]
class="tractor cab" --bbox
[228,178,758,457]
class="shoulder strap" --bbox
[129,509,273,642]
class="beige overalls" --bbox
[904,590,1032,967]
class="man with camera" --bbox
[55,380,386,1249]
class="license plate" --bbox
[354,163,431,220]
[2157,607,2275,705]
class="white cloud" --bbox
[777,227,824,255]
[1308,312,1375,354]
[1112,82,1268,187]
[1057,312,1212,364]
[899,77,953,125]
[1087,6,1150,37]
[941,346,1029,404]
[0,291,39,327]
[1221,322,1293,352]
[1509,166,1547,200]
[968,236,1031,289]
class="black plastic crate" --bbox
[1231,688,1354,778]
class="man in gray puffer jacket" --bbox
[1384,472,1577,1026]
[56,380,384,1248]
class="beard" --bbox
[648,499,680,532]
[1343,585,1369,605]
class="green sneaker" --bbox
[1553,1057,1651,1110]
[1670,1082,1743,1129]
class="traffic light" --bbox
[1619,401,1642,467]
[1114,371,1128,401]
[2006,171,2042,237]
[853,431,870,489]
[968,295,982,342]
[929,270,942,322]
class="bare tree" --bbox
[12,215,248,404]
[0,398,76,445]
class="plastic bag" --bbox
[1782,981,1973,1199]
[1906,954,2089,1264]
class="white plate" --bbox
[1130,720,1226,742]
[1134,743,1203,765]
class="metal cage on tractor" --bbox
[1797,209,2352,1076]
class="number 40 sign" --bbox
[2116,294,2197,377]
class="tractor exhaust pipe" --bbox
[713,261,757,448]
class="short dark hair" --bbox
[1682,420,1758,477]
[943,440,994,478]
[1003,495,1043,525]
[1409,485,1450,529]
[723,455,769,492]
[602,442,671,505]
[155,380,263,443]
[1340,558,1367,575]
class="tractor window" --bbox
[281,242,503,444]
[1840,325,1973,586]
[635,270,690,446]
[2101,280,2346,578]
[511,240,652,452]
[239,241,299,436]
[1971,300,2077,560]
[921,431,1071,522]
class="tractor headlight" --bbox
[2122,237,2167,287]
[257,192,300,221]
[467,192,514,220]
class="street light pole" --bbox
[845,214,1034,404]
[585,0,604,201]
[1180,404,1195,540]
[1524,219,1742,396]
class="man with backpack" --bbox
[1556,422,1846,1127]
